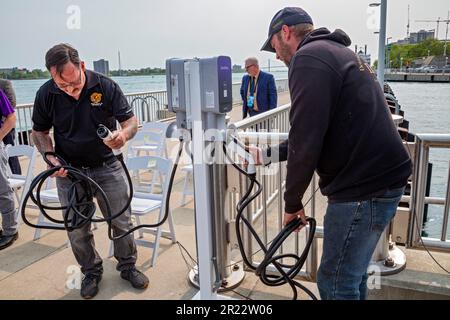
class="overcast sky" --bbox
[1,0,449,70]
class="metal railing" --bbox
[229,104,450,281]
[125,90,170,123]
[14,103,34,145]
[232,103,322,281]
[408,134,450,251]
[14,79,289,146]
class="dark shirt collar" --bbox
[85,70,100,89]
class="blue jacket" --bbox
[240,71,277,118]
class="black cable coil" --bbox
[21,140,184,241]
[223,144,318,300]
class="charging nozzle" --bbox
[97,124,122,156]
[97,124,111,140]
[225,135,256,176]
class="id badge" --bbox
[247,95,254,108]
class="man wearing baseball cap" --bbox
[253,7,412,299]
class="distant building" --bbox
[394,29,435,45]
[93,59,110,75]
[0,67,17,75]
[396,38,411,45]
[409,29,435,44]
[232,64,244,73]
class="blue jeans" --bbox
[317,187,405,300]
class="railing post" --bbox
[408,136,429,248]
[307,174,318,281]
[441,160,450,242]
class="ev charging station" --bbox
[166,56,246,299]
[165,56,316,301]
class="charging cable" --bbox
[223,137,318,300]
[21,125,183,241]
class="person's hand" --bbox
[47,155,68,178]
[283,209,308,232]
[103,130,126,150]
[244,145,263,166]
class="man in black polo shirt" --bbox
[32,43,148,299]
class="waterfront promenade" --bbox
[0,91,449,300]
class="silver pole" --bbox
[443,11,449,57]
[377,0,388,87]
[188,60,217,300]
[308,174,318,281]
[441,160,450,242]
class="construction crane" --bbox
[416,12,450,57]
[407,5,410,38]
[445,12,450,57]
[416,15,450,40]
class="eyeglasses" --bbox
[245,64,255,70]
[55,68,83,89]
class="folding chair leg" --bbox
[150,206,166,267]
[108,240,114,258]
[167,209,177,243]
[151,226,163,267]
[14,191,20,206]
[181,173,189,206]
[150,169,160,194]
[16,207,22,224]
[135,216,144,238]
[33,212,45,240]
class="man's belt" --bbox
[71,154,123,170]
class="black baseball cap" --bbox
[261,7,313,52]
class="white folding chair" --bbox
[127,130,167,193]
[108,155,176,267]
[5,144,36,222]
[141,121,169,158]
[32,177,60,240]
[127,129,167,158]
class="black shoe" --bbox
[0,232,18,250]
[120,267,149,289]
[80,274,102,299]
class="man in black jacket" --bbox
[256,7,412,299]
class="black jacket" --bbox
[266,28,412,213]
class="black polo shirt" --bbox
[32,70,134,167]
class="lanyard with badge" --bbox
[247,76,259,109]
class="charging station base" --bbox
[188,262,245,292]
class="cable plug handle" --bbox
[97,124,122,156]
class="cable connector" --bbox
[225,135,256,176]
[97,124,122,156]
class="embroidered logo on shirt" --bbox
[90,92,103,107]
